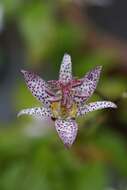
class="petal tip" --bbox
[97,65,103,71]
[17,112,21,117]
[17,110,25,117]
[62,53,71,62]
[21,69,26,74]
[64,143,72,149]
[64,52,70,56]
[109,101,117,109]
[112,103,117,108]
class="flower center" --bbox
[48,79,83,111]
[50,102,78,119]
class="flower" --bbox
[18,54,117,148]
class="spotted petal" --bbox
[21,70,55,108]
[59,54,72,84]
[18,107,52,119]
[77,101,117,116]
[55,119,78,148]
[74,66,102,104]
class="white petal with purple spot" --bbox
[55,119,78,147]
[77,101,117,116]
[18,107,52,119]
[59,54,72,84]
[74,66,102,104]
[21,70,55,108]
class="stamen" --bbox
[50,102,60,118]
[69,103,77,118]
[51,101,78,120]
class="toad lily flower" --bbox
[18,54,117,148]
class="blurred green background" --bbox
[0,0,127,190]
